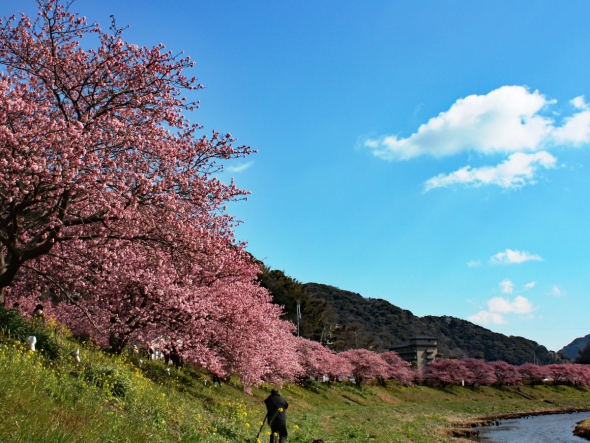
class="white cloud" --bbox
[363,86,590,189]
[553,96,590,145]
[488,295,533,314]
[490,249,543,265]
[468,295,534,325]
[549,285,566,297]
[499,279,514,294]
[467,260,481,268]
[424,151,556,191]
[524,282,536,290]
[572,96,589,110]
[226,161,253,173]
[364,86,553,160]
[468,311,506,325]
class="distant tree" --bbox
[294,337,334,379]
[489,361,521,386]
[340,349,390,386]
[330,322,375,352]
[518,363,548,386]
[258,266,328,340]
[546,364,571,385]
[424,359,473,388]
[564,365,590,387]
[325,353,353,381]
[380,351,413,386]
[462,358,496,387]
[575,342,590,364]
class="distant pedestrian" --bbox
[264,388,289,443]
[32,304,44,320]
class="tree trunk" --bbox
[108,332,128,355]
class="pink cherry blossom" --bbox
[0,0,296,388]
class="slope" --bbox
[560,334,590,361]
[303,283,562,365]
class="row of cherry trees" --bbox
[293,341,590,389]
[423,358,590,388]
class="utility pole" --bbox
[296,303,301,337]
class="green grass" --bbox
[1,311,590,442]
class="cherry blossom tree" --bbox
[340,349,391,386]
[546,364,571,386]
[291,339,358,383]
[424,359,473,388]
[461,358,497,387]
[0,0,299,388]
[0,0,250,303]
[380,351,414,386]
[518,363,549,386]
[294,337,338,380]
[489,361,521,386]
[546,363,590,387]
[326,353,354,381]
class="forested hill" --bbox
[301,283,561,365]
[559,334,590,360]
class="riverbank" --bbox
[575,418,590,440]
[3,327,590,442]
[447,405,590,440]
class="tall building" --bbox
[390,336,437,370]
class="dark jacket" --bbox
[264,393,289,426]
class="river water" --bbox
[476,411,590,442]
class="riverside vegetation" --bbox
[575,418,590,440]
[2,311,590,443]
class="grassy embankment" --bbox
[1,310,590,443]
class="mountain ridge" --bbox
[559,334,590,360]
[302,282,562,365]
[257,266,569,365]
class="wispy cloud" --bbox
[500,279,514,294]
[467,260,482,268]
[424,151,556,191]
[549,285,566,297]
[490,249,543,265]
[363,86,590,190]
[524,282,536,290]
[468,295,534,325]
[225,161,253,173]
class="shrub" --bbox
[84,364,131,397]
[0,307,61,360]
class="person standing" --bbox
[264,388,289,443]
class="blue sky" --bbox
[4,1,590,351]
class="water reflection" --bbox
[475,411,590,442]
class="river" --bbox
[475,411,590,442]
